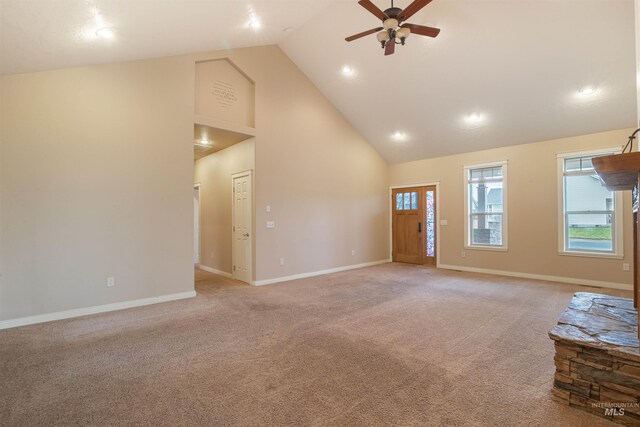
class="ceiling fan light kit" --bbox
[396,27,410,40]
[377,31,390,43]
[346,0,440,55]
[383,18,399,30]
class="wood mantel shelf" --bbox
[592,152,640,191]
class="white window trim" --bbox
[556,147,624,259]
[463,160,508,251]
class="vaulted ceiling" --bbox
[1,0,637,164]
[0,0,335,75]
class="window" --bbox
[464,162,507,250]
[426,189,435,257]
[557,149,623,258]
[395,191,418,210]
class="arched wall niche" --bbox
[195,58,255,128]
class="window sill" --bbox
[464,245,508,252]
[558,250,624,260]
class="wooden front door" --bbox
[392,186,437,265]
[392,187,424,264]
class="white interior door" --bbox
[232,172,252,283]
[194,186,200,265]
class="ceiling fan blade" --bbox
[402,23,440,38]
[385,39,396,56]
[358,0,388,21]
[398,0,434,22]
[345,27,384,42]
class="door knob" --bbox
[243,233,250,237]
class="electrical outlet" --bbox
[460,251,466,258]
[351,249,355,256]
[107,277,115,287]
[210,253,214,259]
[280,258,285,266]
[440,220,448,226]
[623,263,630,272]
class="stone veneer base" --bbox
[549,292,640,425]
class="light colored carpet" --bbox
[0,263,630,426]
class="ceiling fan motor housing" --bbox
[383,7,403,20]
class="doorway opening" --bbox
[391,184,439,265]
[193,123,255,285]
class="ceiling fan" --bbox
[345,0,440,56]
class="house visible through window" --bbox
[464,163,507,249]
[558,150,623,257]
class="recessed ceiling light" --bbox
[392,131,407,141]
[95,27,115,40]
[577,86,598,97]
[465,113,485,124]
[341,65,355,76]
[248,16,261,29]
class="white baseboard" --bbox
[0,290,197,331]
[252,259,391,286]
[198,265,233,278]
[438,263,632,291]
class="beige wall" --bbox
[0,57,196,321]
[195,59,255,128]
[0,45,390,321]
[10,39,625,319]
[202,46,390,282]
[390,128,634,288]
[194,139,255,274]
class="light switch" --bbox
[440,220,448,226]
[266,205,271,213]
[266,221,275,229]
